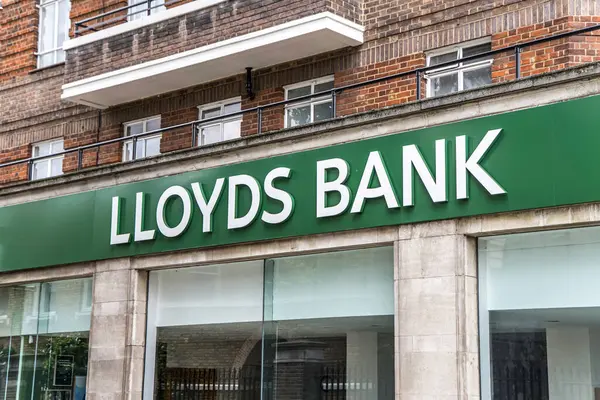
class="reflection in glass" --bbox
[464,66,491,90]
[431,74,458,96]
[286,105,311,127]
[146,248,395,400]
[0,278,92,400]
[479,227,600,400]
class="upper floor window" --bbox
[197,98,242,146]
[123,116,161,161]
[37,0,70,68]
[425,40,492,98]
[128,0,165,21]
[284,76,334,128]
[32,139,64,180]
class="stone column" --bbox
[396,221,479,399]
[86,259,147,400]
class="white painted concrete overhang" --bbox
[61,12,364,109]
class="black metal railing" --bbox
[4,23,600,182]
[74,0,185,36]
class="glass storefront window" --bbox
[479,227,600,400]
[0,278,92,400]
[144,247,395,400]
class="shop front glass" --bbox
[0,278,92,400]
[144,247,395,400]
[479,226,600,400]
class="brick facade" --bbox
[0,0,38,82]
[3,0,600,186]
[64,0,361,83]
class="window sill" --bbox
[29,62,65,75]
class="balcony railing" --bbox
[74,0,184,36]
[3,23,600,182]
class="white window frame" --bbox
[127,0,166,21]
[32,139,64,181]
[196,97,242,146]
[36,0,70,68]
[284,76,334,128]
[122,116,161,161]
[425,38,493,98]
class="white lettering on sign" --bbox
[316,158,351,218]
[227,174,262,230]
[134,192,156,242]
[191,178,225,233]
[109,130,505,245]
[456,129,506,199]
[402,139,447,206]
[156,186,192,238]
[110,196,130,245]
[262,167,294,224]
[350,151,399,213]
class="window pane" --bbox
[39,3,56,54]
[144,249,395,400]
[463,66,492,90]
[0,279,91,400]
[124,141,133,161]
[128,0,150,20]
[50,158,63,177]
[51,140,64,154]
[314,80,334,94]
[223,102,241,114]
[33,160,49,180]
[145,136,161,157]
[201,124,222,145]
[463,42,492,63]
[430,73,459,97]
[201,107,221,120]
[223,119,241,141]
[57,0,69,49]
[429,50,458,67]
[135,139,144,158]
[0,284,41,400]
[147,262,264,400]
[263,248,395,400]
[479,227,600,400]
[314,101,333,122]
[38,53,55,68]
[34,143,51,157]
[287,85,311,100]
[286,105,311,127]
[146,118,160,132]
[126,122,143,137]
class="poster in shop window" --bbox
[53,355,74,387]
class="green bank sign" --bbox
[1,95,600,271]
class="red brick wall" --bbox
[492,17,600,83]
[0,144,31,185]
[241,89,285,136]
[70,0,127,37]
[0,0,39,82]
[336,54,425,116]
[6,0,600,187]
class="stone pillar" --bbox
[86,259,147,400]
[396,222,479,399]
